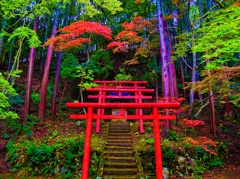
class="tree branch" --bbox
[181,57,192,70]
[194,100,209,117]
[212,0,225,8]
[192,0,224,27]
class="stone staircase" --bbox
[102,121,139,179]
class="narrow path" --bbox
[102,121,139,179]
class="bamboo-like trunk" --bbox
[39,6,61,121]
[51,52,62,119]
[156,0,170,135]
[167,27,178,98]
[190,34,197,104]
[23,18,39,124]
[207,60,217,136]
[51,4,69,119]
[40,16,50,74]
[179,59,187,100]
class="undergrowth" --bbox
[134,122,229,178]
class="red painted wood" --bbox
[81,107,93,179]
[153,107,163,179]
[67,81,180,178]
[94,80,148,84]
[70,114,176,120]
[66,102,180,109]
[86,88,154,93]
[88,95,152,99]
[94,86,146,89]
[138,91,144,133]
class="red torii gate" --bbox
[90,80,150,134]
[87,88,154,133]
[66,102,180,179]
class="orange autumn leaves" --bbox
[43,21,112,51]
[107,16,155,53]
[184,136,218,156]
[43,17,154,54]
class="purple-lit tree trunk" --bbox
[39,7,61,121]
[51,52,62,119]
[51,4,69,119]
[156,0,170,134]
[190,35,197,104]
[23,17,39,124]
[179,59,187,99]
[167,28,178,98]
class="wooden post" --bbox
[81,107,93,179]
[153,107,163,179]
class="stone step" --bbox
[108,139,132,143]
[104,161,137,168]
[105,150,133,157]
[104,156,135,163]
[108,133,132,136]
[105,146,133,150]
[108,136,132,140]
[103,168,138,175]
[106,142,132,147]
[108,128,131,132]
[102,175,138,179]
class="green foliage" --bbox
[0,72,19,123]
[6,136,84,177]
[6,133,103,178]
[9,94,25,107]
[135,122,228,178]
[88,50,113,79]
[193,6,240,64]
[76,66,98,90]
[60,53,79,79]
[31,92,40,103]
[77,0,123,18]
[114,68,132,81]
[1,27,41,48]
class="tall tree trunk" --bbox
[39,6,61,121]
[190,53,197,103]
[223,69,232,117]
[51,52,62,119]
[0,20,6,56]
[8,39,15,72]
[156,0,170,135]
[167,27,178,98]
[196,70,203,101]
[51,4,69,119]
[179,59,187,100]
[23,18,39,124]
[224,96,232,118]
[40,16,50,74]
[207,60,217,136]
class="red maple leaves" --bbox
[106,41,128,53]
[43,20,112,51]
[107,16,155,54]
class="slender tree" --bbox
[39,6,62,121]
[156,0,170,134]
[51,4,69,119]
[23,17,39,124]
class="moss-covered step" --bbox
[103,168,138,175]
[104,156,136,163]
[104,150,134,156]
